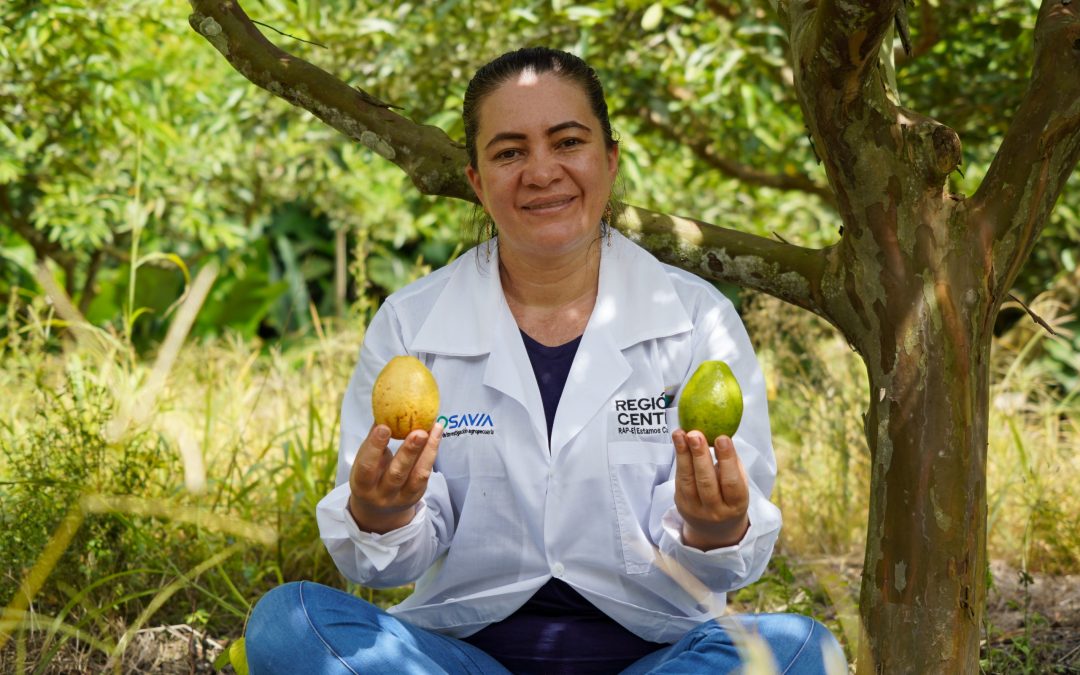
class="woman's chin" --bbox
[505,223,602,258]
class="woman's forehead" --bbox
[477,73,595,134]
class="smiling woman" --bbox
[465,68,618,263]
[244,47,843,675]
[463,52,621,347]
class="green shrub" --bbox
[0,379,172,612]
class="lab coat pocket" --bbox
[608,441,674,575]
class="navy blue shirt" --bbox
[460,331,664,673]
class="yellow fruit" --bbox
[372,356,440,440]
[678,360,743,441]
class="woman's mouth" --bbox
[521,196,576,213]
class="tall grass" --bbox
[986,290,1079,575]
[0,283,363,670]
[0,278,1075,672]
[741,290,1079,573]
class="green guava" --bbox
[678,360,744,440]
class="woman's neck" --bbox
[498,242,601,346]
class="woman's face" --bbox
[466,71,619,261]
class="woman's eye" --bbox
[559,138,582,148]
[494,149,520,160]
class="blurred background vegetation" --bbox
[1,0,1077,672]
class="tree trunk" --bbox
[860,347,991,672]
[856,277,993,673]
[779,2,1080,669]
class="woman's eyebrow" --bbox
[546,120,591,136]
[484,120,593,149]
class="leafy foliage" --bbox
[0,292,361,660]
[3,0,1078,349]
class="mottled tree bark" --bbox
[779,1,1080,672]
[189,0,1080,671]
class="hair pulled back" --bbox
[462,47,617,169]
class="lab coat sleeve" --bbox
[316,303,455,588]
[647,291,782,593]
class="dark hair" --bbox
[462,47,618,169]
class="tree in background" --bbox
[0,1,467,341]
[187,0,1080,672]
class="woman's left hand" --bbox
[671,429,751,551]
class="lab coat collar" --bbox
[409,243,548,446]
[409,231,694,458]
[410,245,502,357]
[408,231,694,357]
[592,229,695,349]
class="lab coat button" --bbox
[551,562,565,578]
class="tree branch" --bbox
[631,106,837,206]
[619,204,830,319]
[189,0,833,314]
[0,182,78,272]
[783,0,963,249]
[1007,293,1061,338]
[973,0,1080,296]
[895,0,942,66]
[79,248,104,316]
[791,0,903,104]
[188,0,475,201]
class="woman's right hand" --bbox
[348,422,443,534]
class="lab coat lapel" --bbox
[549,316,631,458]
[482,302,548,449]
[550,232,693,457]
[409,245,548,450]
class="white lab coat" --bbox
[316,230,781,644]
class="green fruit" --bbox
[372,356,440,439]
[678,360,744,440]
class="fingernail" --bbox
[376,426,390,441]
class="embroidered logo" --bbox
[437,412,495,438]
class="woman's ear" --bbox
[606,143,620,182]
[466,164,485,207]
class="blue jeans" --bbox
[246,581,844,674]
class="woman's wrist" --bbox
[347,495,417,534]
[681,514,750,551]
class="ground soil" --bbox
[982,560,1080,673]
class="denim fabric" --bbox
[246,581,844,674]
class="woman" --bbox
[247,47,842,674]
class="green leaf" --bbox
[212,646,231,670]
[228,637,249,675]
[356,18,397,36]
[137,252,192,288]
[641,3,663,31]
[564,5,607,22]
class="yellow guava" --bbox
[371,355,440,439]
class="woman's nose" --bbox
[521,151,562,187]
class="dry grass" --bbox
[0,278,1076,673]
[741,290,1080,574]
